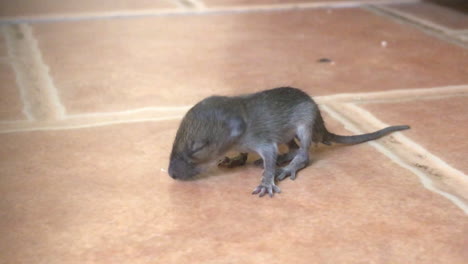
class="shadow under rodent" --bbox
[168,87,410,197]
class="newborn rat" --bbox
[168,87,409,197]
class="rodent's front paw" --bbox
[217,157,232,167]
[252,182,281,197]
[218,154,247,168]
[218,157,242,168]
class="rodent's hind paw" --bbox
[253,158,264,167]
[252,183,281,197]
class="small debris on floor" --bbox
[381,41,388,47]
[317,58,333,63]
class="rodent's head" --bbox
[168,97,245,180]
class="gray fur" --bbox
[168,87,410,197]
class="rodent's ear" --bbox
[227,116,246,138]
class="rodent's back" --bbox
[240,87,318,144]
[244,87,313,105]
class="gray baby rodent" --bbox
[168,87,409,197]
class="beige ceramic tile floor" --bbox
[1,0,467,263]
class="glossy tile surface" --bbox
[33,8,468,114]
[1,1,467,263]
[0,65,24,120]
[1,120,466,264]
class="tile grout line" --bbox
[171,0,186,9]
[188,0,420,14]
[2,25,33,120]
[1,84,467,133]
[0,116,184,134]
[369,140,468,214]
[339,102,468,183]
[364,5,468,49]
[2,24,66,121]
[179,0,206,10]
[67,106,193,118]
[316,84,468,104]
[172,0,202,9]
[0,0,419,24]
[370,5,457,34]
[321,103,468,214]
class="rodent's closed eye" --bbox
[190,140,209,154]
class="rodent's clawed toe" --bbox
[252,183,281,197]
[276,167,297,181]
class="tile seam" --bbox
[369,139,468,214]
[316,84,468,104]
[54,84,468,122]
[321,103,468,214]
[0,115,184,134]
[339,102,468,181]
[1,85,467,133]
[371,5,458,34]
[24,24,67,120]
[173,0,202,9]
[66,106,192,118]
[2,25,33,120]
[0,9,186,25]
[364,5,468,49]
[172,0,188,9]
[44,84,468,118]
[198,0,419,11]
[179,0,206,9]
[2,24,66,121]
[0,0,419,24]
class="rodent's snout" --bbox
[168,157,199,180]
[168,165,183,180]
[168,166,178,180]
